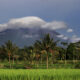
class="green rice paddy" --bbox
[0,69,80,80]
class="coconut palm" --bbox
[35,34,57,69]
[23,46,28,61]
[12,44,19,65]
[61,42,68,64]
[28,46,35,65]
[34,42,41,68]
[67,43,76,63]
[0,45,8,61]
[3,40,15,68]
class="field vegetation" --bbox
[0,34,80,80]
[0,69,80,80]
[0,34,80,69]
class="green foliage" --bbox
[74,63,80,69]
[0,69,80,80]
[67,43,76,59]
[0,34,80,69]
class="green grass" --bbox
[0,61,76,69]
[0,69,80,80]
[0,60,80,69]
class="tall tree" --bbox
[3,40,15,68]
[12,44,19,64]
[67,43,76,63]
[0,46,7,60]
[61,42,68,64]
[34,42,41,68]
[28,46,35,65]
[35,34,57,69]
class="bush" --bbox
[74,63,80,69]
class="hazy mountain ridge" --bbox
[0,27,60,47]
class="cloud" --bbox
[57,34,68,40]
[67,28,73,33]
[1,16,80,43]
[42,21,67,30]
[70,35,80,43]
[0,16,46,32]
[0,16,67,32]
[23,34,39,38]
[57,34,80,43]
[23,35,33,38]
[0,24,8,32]
[62,36,68,40]
[57,34,64,38]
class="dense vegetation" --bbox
[0,69,80,80]
[0,34,80,69]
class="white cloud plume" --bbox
[23,35,33,38]
[0,16,67,32]
[1,16,80,43]
[57,34,64,38]
[23,34,39,38]
[67,28,73,33]
[57,34,68,40]
[62,36,68,40]
[0,16,46,32]
[0,24,8,32]
[70,35,80,43]
[57,34,80,42]
[42,21,67,30]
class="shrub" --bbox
[74,63,80,69]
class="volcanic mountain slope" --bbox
[0,28,60,47]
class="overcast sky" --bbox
[0,0,80,42]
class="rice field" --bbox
[0,69,80,80]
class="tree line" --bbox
[0,34,80,69]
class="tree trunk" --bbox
[65,53,67,64]
[36,60,38,69]
[31,60,33,65]
[73,54,74,64]
[12,57,14,68]
[9,54,11,69]
[46,55,48,69]
[73,59,74,64]
[41,54,42,64]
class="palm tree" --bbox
[23,47,28,61]
[67,43,76,63]
[28,46,35,65]
[12,44,19,65]
[61,42,68,64]
[34,42,41,68]
[35,34,57,69]
[0,46,6,60]
[0,45,8,61]
[3,40,14,68]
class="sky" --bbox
[0,0,80,42]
